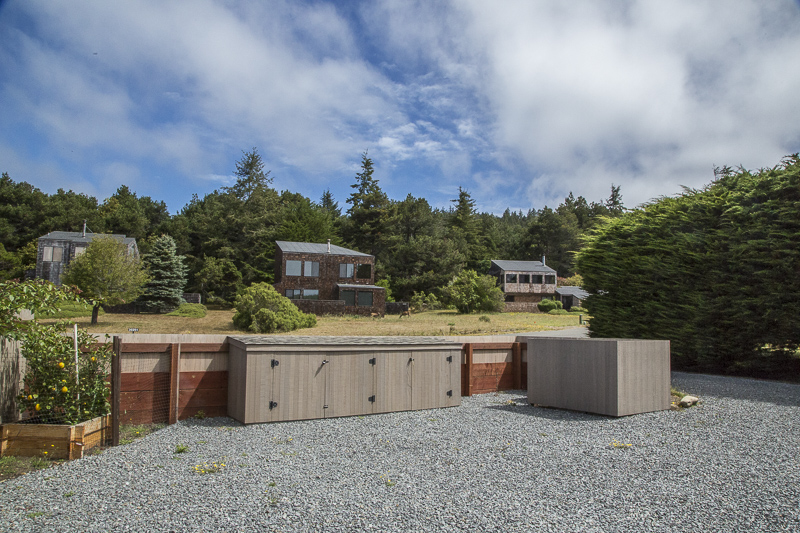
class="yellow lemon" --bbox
[35,404,41,411]
[27,394,33,400]
[58,362,65,368]
[91,357,96,362]
[61,386,69,393]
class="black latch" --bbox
[446,355,453,363]
[409,357,415,362]
[323,404,329,409]
[322,360,329,365]
[271,359,279,368]
[368,395,376,403]
[269,401,278,410]
[447,390,453,397]
[369,357,376,365]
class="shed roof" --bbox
[491,260,556,274]
[336,284,385,290]
[276,241,371,257]
[556,286,590,299]
[39,231,136,247]
[229,335,458,346]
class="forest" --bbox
[0,149,624,304]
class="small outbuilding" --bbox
[555,286,589,310]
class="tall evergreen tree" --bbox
[344,151,390,257]
[139,235,187,312]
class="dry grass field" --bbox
[44,309,586,337]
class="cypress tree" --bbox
[140,235,187,313]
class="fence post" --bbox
[111,336,121,446]
[464,343,473,397]
[169,343,180,424]
[513,342,522,390]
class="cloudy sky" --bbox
[2,1,799,216]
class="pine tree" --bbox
[139,235,187,312]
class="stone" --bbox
[680,395,699,407]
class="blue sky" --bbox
[2,1,800,216]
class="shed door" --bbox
[412,350,455,410]
[375,351,412,413]
[324,353,375,418]
[269,354,327,422]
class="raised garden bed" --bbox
[0,414,111,460]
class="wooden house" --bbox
[555,286,589,310]
[488,259,557,312]
[35,231,139,286]
[273,240,385,316]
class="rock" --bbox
[680,395,699,407]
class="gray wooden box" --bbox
[227,336,461,424]
[526,338,670,416]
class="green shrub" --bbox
[233,283,316,333]
[442,270,504,314]
[569,306,587,313]
[410,291,442,312]
[548,309,569,315]
[479,315,491,323]
[166,303,207,318]
[537,298,562,313]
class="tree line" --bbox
[0,149,624,304]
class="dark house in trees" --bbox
[488,259,558,312]
[274,240,385,316]
[35,230,139,286]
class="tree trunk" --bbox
[91,304,100,325]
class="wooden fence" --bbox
[461,342,527,396]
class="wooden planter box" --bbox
[0,414,111,460]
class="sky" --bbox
[1,1,800,216]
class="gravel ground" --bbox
[1,371,798,532]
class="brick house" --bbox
[488,259,557,312]
[35,230,139,286]
[273,240,386,316]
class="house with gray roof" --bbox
[35,230,139,285]
[488,259,558,312]
[555,286,590,310]
[273,240,385,316]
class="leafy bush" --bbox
[166,303,207,318]
[410,291,442,312]
[569,306,587,313]
[233,283,316,333]
[479,315,491,322]
[18,324,111,424]
[443,270,504,314]
[548,309,569,315]
[537,298,563,313]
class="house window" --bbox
[285,289,302,299]
[505,273,517,284]
[43,246,63,262]
[519,274,530,284]
[74,246,86,258]
[340,290,355,306]
[532,275,543,284]
[357,291,373,307]
[302,289,319,300]
[339,263,354,278]
[545,275,556,284]
[356,264,371,279]
[286,260,302,276]
[505,295,515,302]
[303,261,319,277]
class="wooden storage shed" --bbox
[227,336,462,424]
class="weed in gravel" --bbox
[30,457,50,469]
[64,491,75,498]
[610,440,633,448]
[26,512,47,519]
[194,410,206,420]
[175,444,189,454]
[380,471,396,487]
[192,460,225,474]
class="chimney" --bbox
[82,220,87,238]
[327,239,331,253]
[541,255,546,265]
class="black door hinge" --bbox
[269,401,278,410]
[271,359,279,368]
[368,395,376,403]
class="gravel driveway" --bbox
[1,371,798,532]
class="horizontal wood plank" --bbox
[179,343,229,353]
[121,391,171,412]
[179,371,228,390]
[121,372,170,392]
[466,343,515,351]
[178,405,227,420]
[120,343,172,353]
[178,388,227,409]
[120,410,168,425]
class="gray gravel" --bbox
[1,371,798,532]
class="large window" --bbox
[286,260,302,276]
[545,275,556,284]
[339,263,354,278]
[285,289,302,299]
[340,290,355,306]
[519,274,530,284]
[303,261,319,277]
[357,291,373,307]
[356,263,371,279]
[302,289,319,300]
[505,273,517,284]
[43,246,63,263]
[532,274,543,284]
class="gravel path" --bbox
[1,371,798,532]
